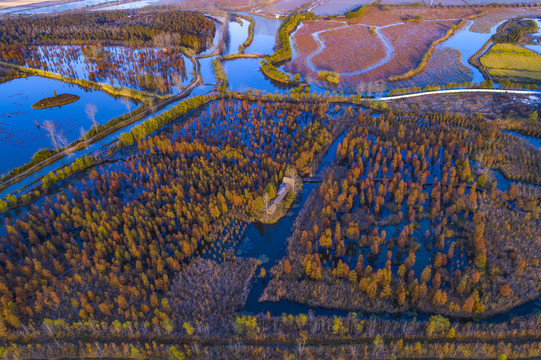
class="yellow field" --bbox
[489,68,541,81]
[480,43,541,81]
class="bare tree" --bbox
[171,73,184,93]
[85,103,98,132]
[121,97,132,116]
[57,133,72,157]
[356,81,366,96]
[43,120,60,152]
[285,166,299,192]
[365,82,374,97]
[296,337,306,356]
[263,193,270,215]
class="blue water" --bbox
[0,76,136,176]
[226,17,250,55]
[0,95,180,199]
[240,12,282,55]
[223,58,290,93]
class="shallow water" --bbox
[27,45,194,93]
[0,76,135,176]
[435,20,500,84]
[505,130,541,149]
[0,96,179,199]
[226,17,250,56]
[241,127,541,322]
[223,58,289,93]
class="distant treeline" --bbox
[0,11,215,52]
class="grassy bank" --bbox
[236,13,255,53]
[213,58,228,91]
[260,12,316,85]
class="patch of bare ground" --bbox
[167,255,260,326]
[386,93,541,121]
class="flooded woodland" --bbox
[0,1,540,359]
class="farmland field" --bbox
[0,0,59,9]
[481,43,541,82]
[392,47,473,90]
[311,24,387,74]
[288,17,459,89]
[490,68,541,81]
[286,19,346,77]
[481,44,541,72]
[311,0,371,15]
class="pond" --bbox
[242,130,350,316]
[505,130,541,149]
[439,17,541,86]
[223,58,291,94]
[0,75,135,177]
[240,12,282,55]
[98,0,159,10]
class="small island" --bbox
[31,91,80,109]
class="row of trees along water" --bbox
[0,99,339,332]
[1,44,189,94]
[0,11,215,52]
[0,11,214,93]
[265,108,540,318]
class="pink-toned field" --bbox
[346,20,457,86]
[392,47,473,90]
[287,17,459,88]
[0,0,61,9]
[285,19,345,76]
[311,24,387,74]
